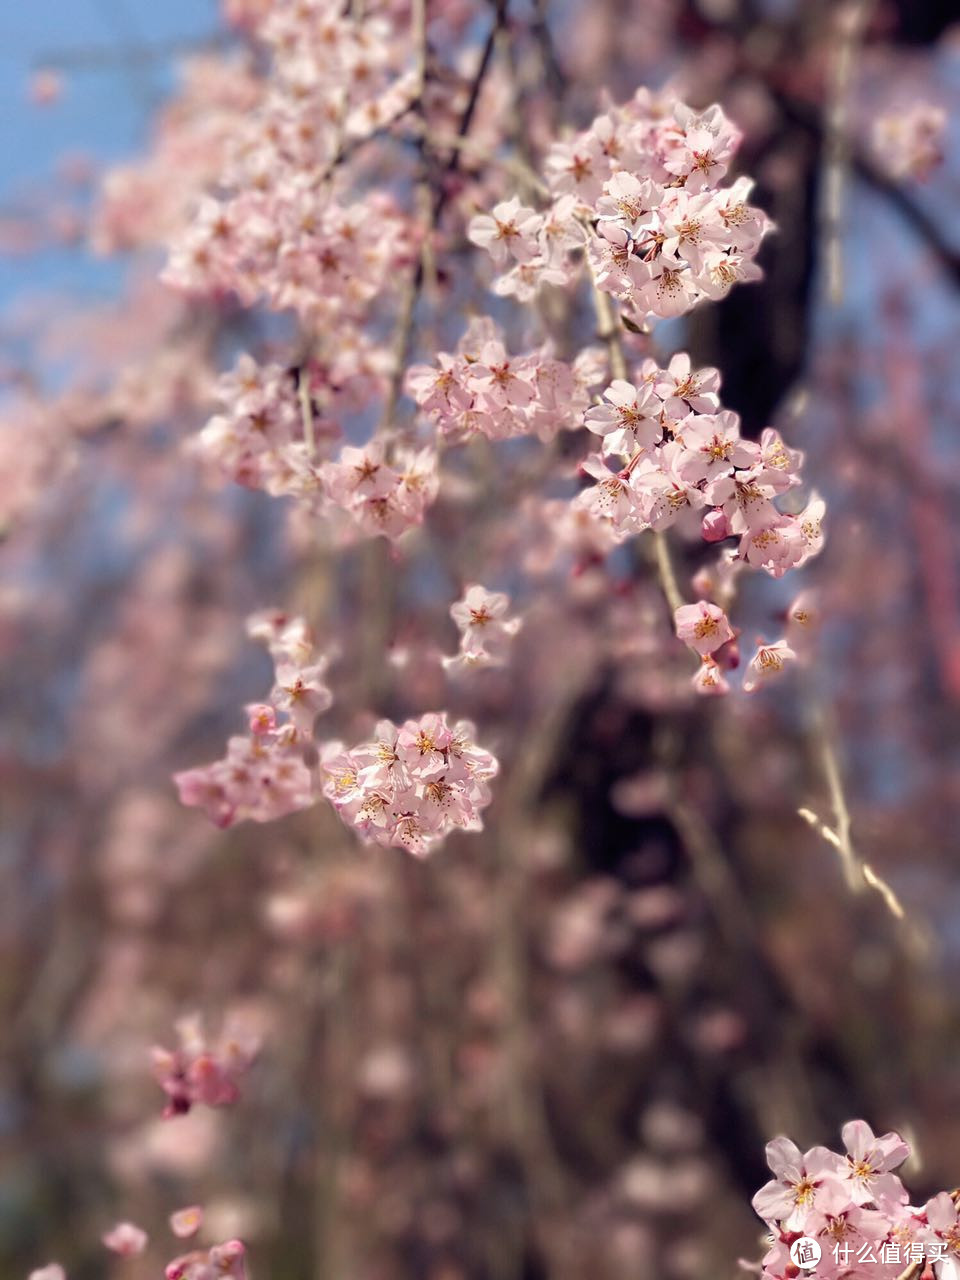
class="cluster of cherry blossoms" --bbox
[318,439,439,541]
[753,1121,960,1280]
[162,0,416,320]
[150,1014,260,1119]
[27,1010,255,1274]
[320,713,499,857]
[469,92,772,321]
[406,316,607,443]
[165,189,410,324]
[30,1225,245,1280]
[872,103,946,183]
[174,611,500,854]
[675,593,817,696]
[91,55,264,254]
[568,350,823,693]
[193,353,439,541]
[174,610,330,828]
[165,1240,248,1280]
[576,352,823,570]
[443,584,522,672]
[192,354,335,493]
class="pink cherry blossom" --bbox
[654,353,721,417]
[836,1120,910,1209]
[701,509,729,542]
[575,453,641,537]
[584,379,662,456]
[151,1014,259,1118]
[873,103,946,182]
[471,92,771,318]
[674,602,735,657]
[787,590,820,643]
[924,1191,960,1257]
[675,411,754,484]
[176,611,331,828]
[102,1222,148,1256]
[742,640,798,693]
[321,713,498,857]
[467,197,542,266]
[166,1240,247,1280]
[544,136,606,202]
[751,1136,841,1230]
[445,584,522,671]
[170,1207,204,1239]
[692,659,730,697]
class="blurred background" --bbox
[1,2,959,1278]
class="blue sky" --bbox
[0,0,219,306]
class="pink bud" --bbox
[246,703,276,735]
[701,509,728,543]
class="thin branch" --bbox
[794,698,922,927]
[528,0,567,100]
[819,0,873,305]
[852,153,960,289]
[298,369,316,458]
[653,526,685,615]
[817,726,860,891]
[586,263,689,617]
[419,129,548,196]
[774,91,960,291]
[34,35,227,69]
[798,804,905,921]
[587,272,628,382]
[382,4,506,427]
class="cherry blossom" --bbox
[320,440,439,541]
[190,355,342,494]
[170,1207,204,1239]
[873,103,946,182]
[9,0,927,1266]
[473,93,772,322]
[467,197,543,266]
[444,584,522,671]
[742,640,798,693]
[584,379,662,456]
[571,351,822,631]
[692,659,730,697]
[574,453,641,536]
[786,590,820,643]
[175,611,330,828]
[655,353,721,417]
[102,1222,148,1256]
[674,602,735,658]
[925,1192,960,1261]
[752,1136,846,1231]
[406,318,605,444]
[165,1240,247,1280]
[836,1120,910,1209]
[749,1124,960,1280]
[151,1014,259,1118]
[321,713,499,857]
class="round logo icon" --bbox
[789,1238,822,1271]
